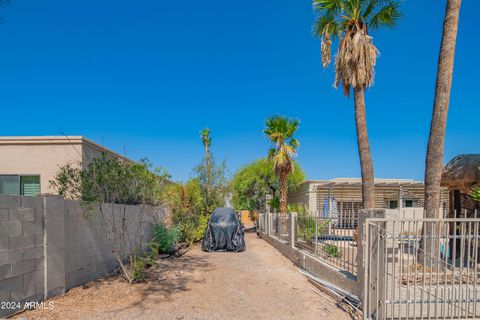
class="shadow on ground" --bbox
[105,251,213,313]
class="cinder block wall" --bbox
[0,196,44,318]
[0,195,163,318]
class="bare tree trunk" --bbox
[424,0,461,218]
[354,87,375,209]
[280,170,287,218]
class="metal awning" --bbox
[308,178,424,189]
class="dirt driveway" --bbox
[15,233,351,320]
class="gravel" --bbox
[15,233,351,320]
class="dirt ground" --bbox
[14,234,351,320]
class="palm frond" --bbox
[368,0,401,30]
[289,138,300,149]
[264,115,300,175]
[200,128,211,147]
[334,27,379,95]
[267,148,276,160]
[342,0,358,18]
[314,12,340,68]
[286,120,300,138]
[361,0,378,18]
[313,0,343,12]
[313,11,340,38]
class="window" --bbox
[389,200,398,209]
[21,176,41,196]
[405,200,414,208]
[0,175,20,195]
[0,175,40,196]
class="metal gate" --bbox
[364,214,480,319]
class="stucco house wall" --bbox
[0,136,127,195]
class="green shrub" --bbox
[287,203,309,215]
[151,223,182,253]
[296,215,330,244]
[323,244,341,257]
[180,214,208,245]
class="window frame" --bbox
[0,174,41,196]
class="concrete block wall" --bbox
[0,195,164,318]
[0,196,44,318]
[63,202,160,289]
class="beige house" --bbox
[289,178,449,216]
[0,136,128,196]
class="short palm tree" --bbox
[313,0,401,209]
[263,116,300,217]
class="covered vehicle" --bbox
[202,208,246,252]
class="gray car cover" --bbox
[201,208,246,252]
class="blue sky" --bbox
[0,0,478,182]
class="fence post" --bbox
[266,213,269,235]
[289,212,296,248]
[315,213,319,257]
[357,209,386,317]
[277,214,281,237]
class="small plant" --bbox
[469,185,480,203]
[287,203,309,215]
[131,256,146,281]
[151,223,182,253]
[131,254,156,282]
[302,226,315,245]
[323,244,341,258]
[295,209,331,245]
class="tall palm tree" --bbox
[200,128,212,188]
[263,116,300,217]
[313,0,401,209]
[424,0,461,218]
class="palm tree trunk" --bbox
[205,144,211,212]
[205,144,211,188]
[354,87,375,209]
[419,0,461,265]
[280,170,287,217]
[424,0,461,218]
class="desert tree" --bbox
[230,158,305,215]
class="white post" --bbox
[289,212,296,248]
[267,213,271,235]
